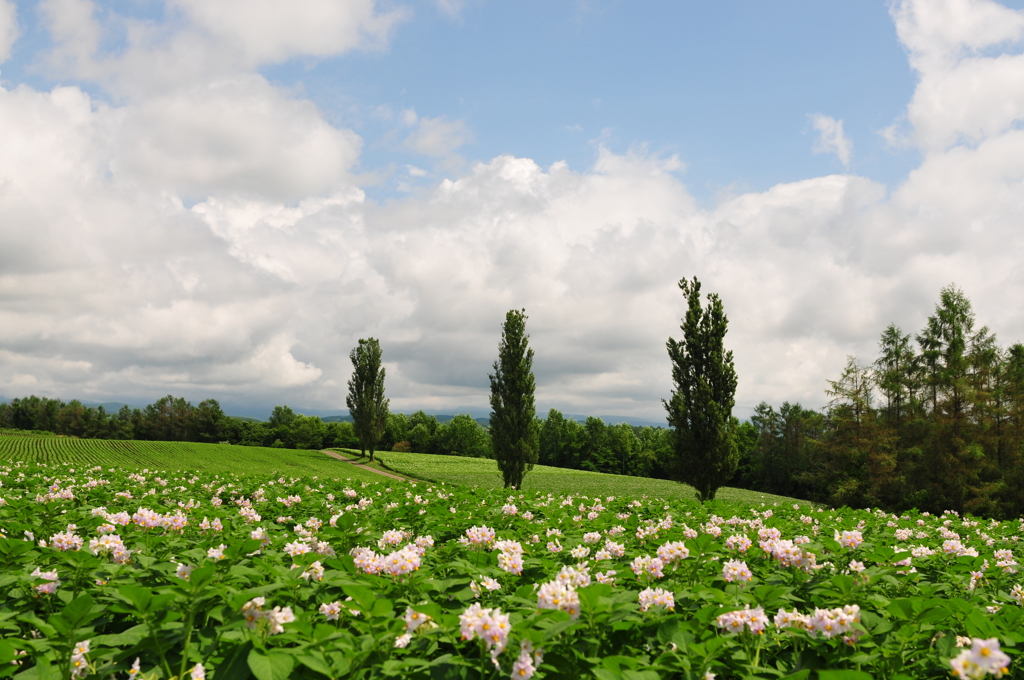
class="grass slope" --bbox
[0,431,382,481]
[376,450,808,506]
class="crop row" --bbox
[0,434,380,480]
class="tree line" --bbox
[0,392,674,472]
[0,396,357,449]
[734,285,1024,518]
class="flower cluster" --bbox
[70,640,90,679]
[722,559,753,583]
[50,528,84,552]
[30,567,60,595]
[716,605,769,635]
[89,534,132,564]
[241,597,295,635]
[459,603,511,667]
[656,541,690,566]
[950,638,1011,679]
[773,605,861,640]
[350,542,423,577]
[495,539,524,575]
[512,640,543,679]
[637,587,674,612]
[630,555,665,580]
[536,580,581,619]
[835,530,864,549]
[462,525,496,547]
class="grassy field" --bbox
[0,430,383,481]
[0,430,810,506]
[374,450,809,506]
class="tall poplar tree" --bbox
[489,309,538,489]
[346,338,389,462]
[664,277,738,502]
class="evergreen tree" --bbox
[346,338,390,462]
[875,324,917,431]
[663,277,739,502]
[489,309,538,489]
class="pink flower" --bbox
[722,559,753,583]
[638,587,674,612]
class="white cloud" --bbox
[0,0,18,63]
[3,0,1024,421]
[892,0,1024,151]
[37,0,408,96]
[404,116,473,157]
[809,114,853,166]
[114,76,363,203]
[171,0,408,64]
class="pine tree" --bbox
[489,309,538,489]
[664,277,739,502]
[346,338,389,462]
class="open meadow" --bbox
[0,444,1022,679]
[371,450,805,507]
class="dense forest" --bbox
[735,286,1024,518]
[2,285,1023,517]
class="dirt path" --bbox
[321,450,414,482]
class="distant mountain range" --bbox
[316,413,665,428]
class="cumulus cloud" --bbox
[2,0,1024,420]
[115,76,363,203]
[0,0,17,63]
[892,0,1024,150]
[810,114,853,166]
[37,0,407,96]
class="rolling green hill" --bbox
[373,450,809,506]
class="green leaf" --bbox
[591,670,624,680]
[621,672,659,680]
[296,654,332,678]
[886,598,915,621]
[215,642,253,680]
[60,593,98,629]
[342,585,376,613]
[247,650,295,680]
[189,565,217,587]
[118,585,152,612]
[370,598,394,617]
[817,671,874,680]
[92,624,149,648]
[0,641,16,665]
[11,658,60,680]
[917,606,951,625]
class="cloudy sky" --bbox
[2,0,1024,420]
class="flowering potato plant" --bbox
[1,459,1023,679]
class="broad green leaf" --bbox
[818,671,873,680]
[92,624,149,648]
[216,642,254,680]
[247,651,295,680]
[118,585,152,612]
[296,654,332,677]
[60,593,98,628]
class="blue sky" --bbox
[277,1,921,200]
[2,0,1024,419]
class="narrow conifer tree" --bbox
[489,309,538,489]
[346,338,389,463]
[664,277,739,502]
